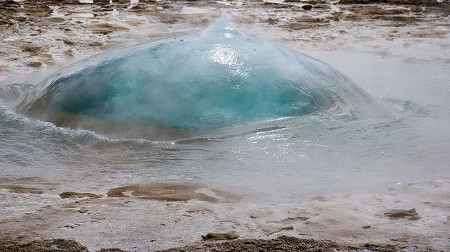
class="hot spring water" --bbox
[1,12,449,202]
[16,11,384,135]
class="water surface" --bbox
[0,15,449,203]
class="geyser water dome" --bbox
[18,11,381,135]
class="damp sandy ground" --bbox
[0,179,449,251]
[1,0,450,251]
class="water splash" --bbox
[17,11,382,135]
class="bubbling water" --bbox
[17,11,385,139]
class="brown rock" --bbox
[338,0,424,4]
[202,232,240,241]
[62,39,76,46]
[25,61,43,68]
[267,17,280,25]
[281,216,310,222]
[64,49,74,57]
[384,208,421,220]
[0,239,88,252]
[107,182,239,203]
[20,43,42,54]
[263,226,294,235]
[39,53,55,65]
[88,41,103,47]
[0,184,43,194]
[49,17,65,23]
[88,23,129,35]
[59,192,101,199]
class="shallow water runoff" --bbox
[1,12,449,208]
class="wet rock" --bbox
[263,225,294,235]
[0,239,88,252]
[338,0,426,4]
[88,41,103,47]
[0,184,44,194]
[20,42,43,54]
[64,49,74,57]
[338,0,375,3]
[158,14,182,24]
[263,2,294,8]
[381,15,418,21]
[201,232,240,241]
[294,15,328,23]
[0,239,128,252]
[304,0,329,3]
[314,4,331,8]
[342,13,363,20]
[107,182,239,203]
[1,236,439,252]
[0,19,14,26]
[163,236,345,251]
[282,22,315,29]
[355,5,404,15]
[281,216,310,222]
[161,235,439,252]
[94,7,114,12]
[282,15,330,30]
[49,17,65,23]
[343,5,418,21]
[88,23,129,35]
[384,208,421,220]
[129,4,147,11]
[97,248,127,252]
[267,17,280,24]
[59,192,101,199]
[39,53,55,65]
[62,39,76,46]
[25,61,43,68]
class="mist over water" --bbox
[0,13,449,204]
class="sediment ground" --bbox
[1,0,449,85]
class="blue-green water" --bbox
[17,11,380,133]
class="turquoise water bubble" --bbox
[18,11,376,131]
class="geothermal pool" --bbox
[17,11,384,134]
[0,10,449,251]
